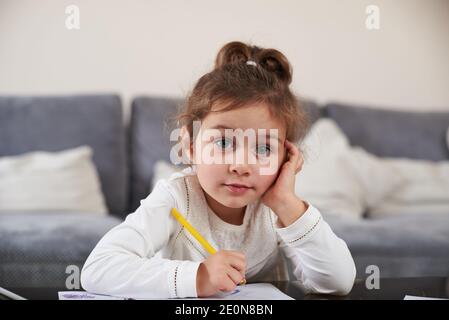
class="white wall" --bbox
[1,0,448,116]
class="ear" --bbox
[180,126,194,164]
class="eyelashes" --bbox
[255,144,271,155]
[214,137,233,149]
[213,137,272,156]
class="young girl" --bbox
[81,41,356,299]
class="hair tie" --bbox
[246,60,257,67]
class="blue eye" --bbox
[256,145,271,155]
[215,137,233,150]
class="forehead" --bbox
[203,103,286,138]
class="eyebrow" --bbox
[208,125,283,144]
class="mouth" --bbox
[223,183,254,195]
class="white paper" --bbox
[185,283,294,300]
[58,291,127,300]
[404,295,448,300]
[59,283,294,300]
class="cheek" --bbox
[193,141,229,168]
[255,172,279,193]
[196,164,226,187]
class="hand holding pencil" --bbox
[171,208,247,297]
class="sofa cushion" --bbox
[0,95,128,218]
[324,213,449,278]
[0,213,121,287]
[326,103,449,161]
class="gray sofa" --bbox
[1,94,448,288]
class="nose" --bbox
[229,163,251,176]
[228,145,253,176]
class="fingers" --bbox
[223,251,246,274]
[213,250,246,291]
[220,250,246,283]
[296,150,304,174]
[228,257,246,274]
[226,266,245,287]
[285,140,303,174]
[219,274,239,292]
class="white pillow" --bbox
[337,147,405,210]
[0,146,108,214]
[295,119,404,219]
[368,157,449,217]
[295,119,366,218]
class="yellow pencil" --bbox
[171,207,246,285]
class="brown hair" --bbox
[175,41,310,151]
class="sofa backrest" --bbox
[129,96,183,212]
[0,94,128,218]
[326,103,449,161]
[4,94,445,217]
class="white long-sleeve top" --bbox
[81,168,356,299]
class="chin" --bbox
[224,201,247,209]
[218,197,251,209]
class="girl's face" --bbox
[191,103,287,210]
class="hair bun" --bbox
[258,48,292,85]
[214,41,252,69]
[214,41,293,85]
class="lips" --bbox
[225,183,252,188]
[223,183,253,194]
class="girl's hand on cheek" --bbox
[262,140,303,206]
[261,140,308,227]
